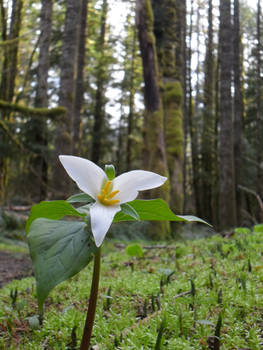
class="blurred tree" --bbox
[218,0,237,229]
[201,0,216,223]
[152,0,184,215]
[136,0,170,238]
[54,0,81,196]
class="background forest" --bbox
[0,0,262,238]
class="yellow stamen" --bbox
[97,181,120,206]
[107,199,120,205]
[107,190,120,199]
[103,180,112,195]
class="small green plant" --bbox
[125,243,144,258]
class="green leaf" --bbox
[114,199,210,225]
[66,193,94,204]
[120,203,140,220]
[27,218,97,312]
[26,201,85,234]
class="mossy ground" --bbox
[1,228,263,349]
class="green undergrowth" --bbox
[1,228,263,349]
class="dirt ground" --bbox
[0,251,32,288]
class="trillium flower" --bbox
[59,155,167,247]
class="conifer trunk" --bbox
[218,0,237,229]
[233,0,244,224]
[91,0,107,165]
[152,0,184,214]
[0,0,23,203]
[256,0,263,221]
[126,24,137,171]
[136,0,170,239]
[54,0,81,196]
[201,0,215,223]
[73,0,88,155]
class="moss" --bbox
[162,81,184,213]
[0,100,66,119]
[163,81,183,106]
[60,131,72,144]
[144,0,154,33]
[144,108,171,240]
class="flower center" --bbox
[97,180,120,206]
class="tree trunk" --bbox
[201,0,215,223]
[136,0,170,239]
[0,0,23,203]
[126,23,137,171]
[54,0,81,196]
[0,0,23,102]
[152,0,184,214]
[175,0,187,211]
[233,0,244,224]
[30,0,53,201]
[91,0,107,165]
[256,0,263,221]
[218,0,237,229]
[187,0,201,214]
[73,0,88,155]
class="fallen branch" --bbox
[114,243,177,250]
[238,185,263,213]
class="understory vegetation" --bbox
[1,224,263,349]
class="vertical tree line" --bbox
[0,0,262,237]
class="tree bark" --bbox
[0,0,23,102]
[126,23,137,171]
[73,0,88,155]
[152,0,184,214]
[201,0,215,223]
[54,0,81,196]
[233,0,244,224]
[136,0,170,239]
[256,0,263,221]
[91,0,107,165]
[218,0,237,229]
[30,0,53,201]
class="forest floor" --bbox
[0,249,32,288]
[2,226,263,349]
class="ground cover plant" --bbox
[1,225,263,349]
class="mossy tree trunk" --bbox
[256,0,263,221]
[152,0,184,215]
[136,0,170,239]
[54,0,81,197]
[0,0,23,102]
[0,0,23,203]
[201,0,216,223]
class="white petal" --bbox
[59,155,106,199]
[90,202,121,247]
[112,170,167,204]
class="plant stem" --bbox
[80,246,101,350]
